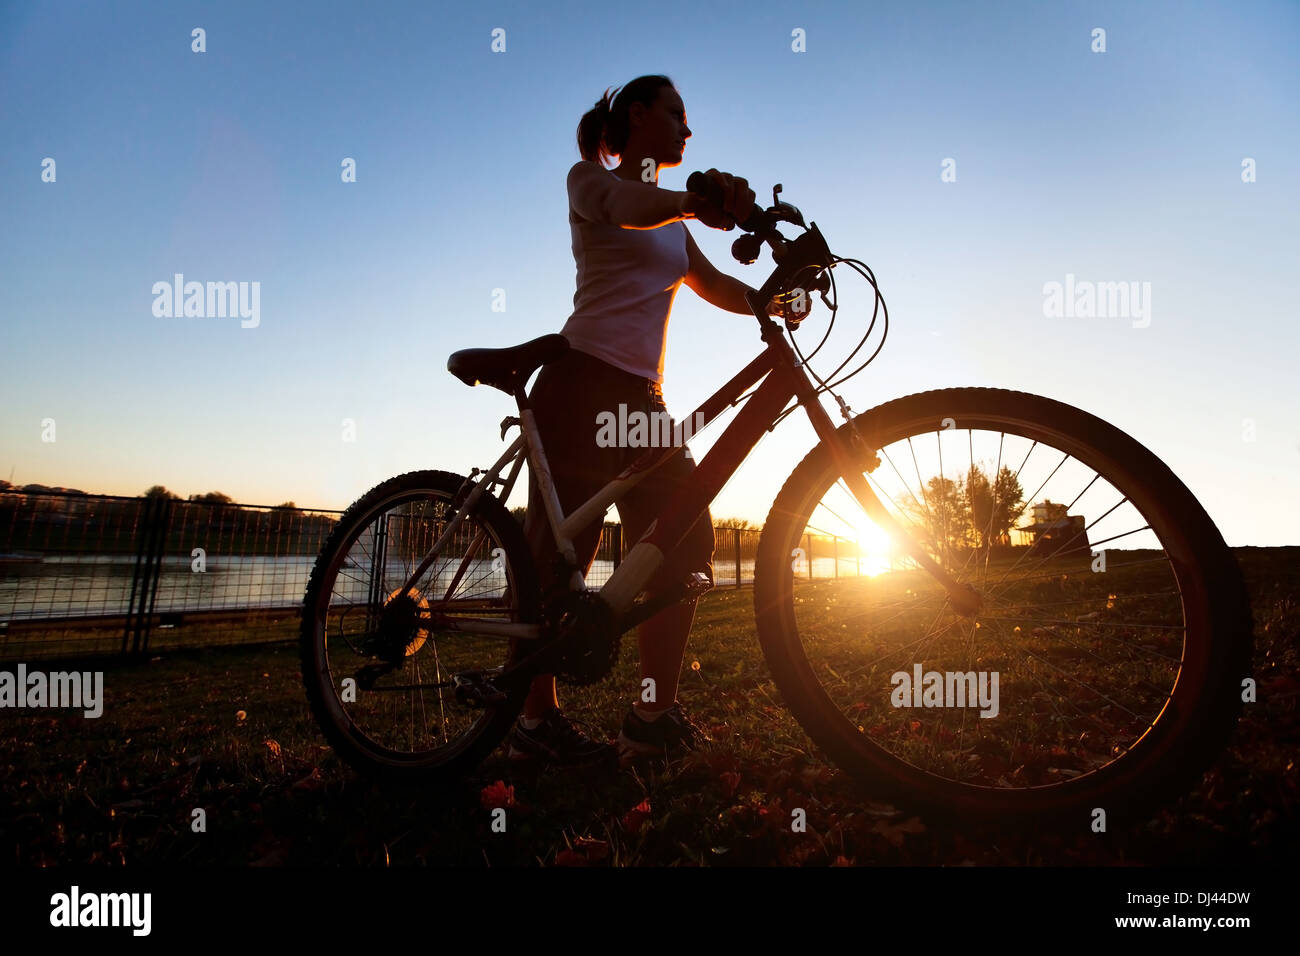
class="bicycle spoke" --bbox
[304,479,529,767]
[781,410,1192,792]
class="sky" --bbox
[1,0,1297,546]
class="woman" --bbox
[510,74,804,769]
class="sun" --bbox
[845,515,897,576]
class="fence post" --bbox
[833,535,838,579]
[611,523,622,570]
[123,495,156,655]
[123,495,169,656]
[806,532,813,580]
[366,513,389,639]
[140,496,173,655]
[734,527,742,588]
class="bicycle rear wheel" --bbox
[300,470,539,783]
[754,388,1252,827]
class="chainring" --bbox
[551,590,621,687]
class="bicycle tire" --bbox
[300,469,539,783]
[754,387,1253,828]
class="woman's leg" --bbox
[635,600,698,714]
[616,424,715,714]
[519,350,618,719]
[521,476,603,718]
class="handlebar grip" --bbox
[686,170,767,233]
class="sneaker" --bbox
[507,708,617,768]
[617,700,710,767]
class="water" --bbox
[0,553,877,622]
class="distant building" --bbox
[1014,499,1090,555]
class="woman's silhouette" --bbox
[510,75,787,769]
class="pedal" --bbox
[452,669,508,707]
[682,571,713,603]
[618,573,714,632]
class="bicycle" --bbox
[300,171,1253,827]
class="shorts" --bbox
[523,346,715,597]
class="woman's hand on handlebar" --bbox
[681,169,755,231]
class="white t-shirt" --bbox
[559,162,689,384]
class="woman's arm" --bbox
[702,274,764,316]
[569,162,780,315]
[569,160,695,229]
[683,225,783,317]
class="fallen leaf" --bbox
[872,816,926,847]
[719,771,741,797]
[622,798,652,834]
[479,780,516,811]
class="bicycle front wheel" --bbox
[300,469,539,783]
[754,388,1252,827]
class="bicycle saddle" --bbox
[447,333,570,395]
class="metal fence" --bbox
[0,489,871,662]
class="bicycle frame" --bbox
[403,291,975,643]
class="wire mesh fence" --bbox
[1,490,879,662]
[0,491,343,661]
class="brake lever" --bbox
[772,203,806,229]
[770,183,806,228]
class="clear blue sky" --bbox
[2,0,1296,545]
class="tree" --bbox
[961,464,1026,550]
[903,464,1026,558]
[274,502,303,534]
[907,474,963,558]
[988,466,1028,545]
[714,517,756,531]
[188,491,233,504]
[188,490,235,525]
[144,485,180,499]
[511,506,527,525]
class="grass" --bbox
[1,546,1295,866]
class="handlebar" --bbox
[684,170,772,233]
[685,170,834,330]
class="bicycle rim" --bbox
[301,471,534,776]
[756,388,1244,821]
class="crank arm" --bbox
[616,572,712,632]
[354,660,401,690]
[453,630,574,703]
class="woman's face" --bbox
[629,87,692,167]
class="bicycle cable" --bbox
[732,253,890,431]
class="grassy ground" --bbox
[1,547,1295,866]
